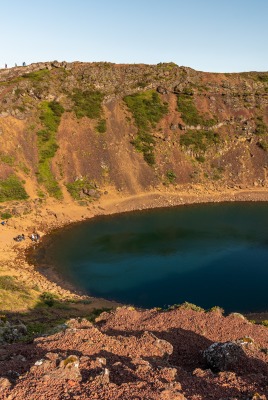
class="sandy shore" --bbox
[1,185,268,314]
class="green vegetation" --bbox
[257,74,268,83]
[0,153,14,166]
[37,189,46,198]
[18,162,30,175]
[22,69,50,82]
[39,292,58,307]
[124,90,168,165]
[181,302,205,312]
[36,101,64,199]
[196,155,206,163]
[209,306,224,314]
[180,130,219,154]
[255,116,268,135]
[177,93,217,127]
[166,170,176,183]
[257,138,268,151]
[0,175,28,202]
[0,212,12,219]
[96,118,107,133]
[0,276,25,292]
[71,89,104,119]
[66,177,96,200]
[168,301,205,312]
[135,81,148,88]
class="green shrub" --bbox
[177,93,216,127]
[96,118,107,133]
[168,301,204,312]
[0,212,12,219]
[257,74,268,83]
[0,153,14,166]
[196,155,206,163]
[66,178,96,200]
[180,130,219,154]
[124,90,168,165]
[37,101,64,199]
[0,175,28,202]
[71,89,104,119]
[255,116,267,135]
[180,302,205,312]
[257,138,268,151]
[166,170,176,183]
[39,292,58,307]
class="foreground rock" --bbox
[203,341,246,371]
[0,308,268,399]
[0,320,27,344]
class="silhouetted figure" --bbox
[22,62,26,67]
[5,64,7,68]
[15,63,17,67]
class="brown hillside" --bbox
[0,61,267,206]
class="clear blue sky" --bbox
[1,0,267,72]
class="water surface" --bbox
[33,202,268,312]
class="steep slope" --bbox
[0,61,267,208]
[1,62,268,400]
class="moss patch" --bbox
[177,93,216,127]
[36,101,64,199]
[71,89,104,119]
[22,69,50,82]
[255,116,268,135]
[124,90,168,165]
[180,130,219,154]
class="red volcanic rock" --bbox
[0,308,268,399]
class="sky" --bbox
[0,0,267,73]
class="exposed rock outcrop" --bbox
[0,308,268,399]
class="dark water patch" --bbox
[30,202,268,313]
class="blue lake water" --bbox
[33,202,268,313]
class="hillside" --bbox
[0,62,268,399]
[0,61,267,210]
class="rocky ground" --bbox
[0,61,268,399]
[0,307,268,399]
[1,189,268,399]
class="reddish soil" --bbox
[0,307,267,399]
